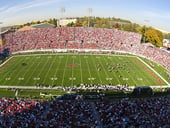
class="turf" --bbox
[0,54,168,86]
[140,57,170,83]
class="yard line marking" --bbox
[21,58,37,86]
[137,57,169,85]
[106,78,113,81]
[133,57,163,85]
[102,56,118,84]
[72,56,76,58]
[0,57,17,84]
[88,77,96,80]
[0,59,16,84]
[130,57,149,85]
[137,78,143,81]
[61,55,69,86]
[4,57,26,85]
[112,57,132,85]
[35,56,51,85]
[59,56,64,58]
[127,57,146,85]
[33,77,40,80]
[48,56,52,58]
[69,77,76,80]
[18,77,24,80]
[79,55,83,83]
[15,57,34,86]
[85,56,93,84]
[25,57,42,85]
[122,78,129,81]
[36,56,40,59]
[71,55,75,86]
[42,55,57,84]
[50,77,58,80]
[5,77,11,81]
[52,55,62,85]
[91,56,103,84]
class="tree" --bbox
[164,33,170,40]
[114,23,119,28]
[52,18,57,27]
[82,21,87,27]
[76,22,82,27]
[145,28,163,47]
[37,21,40,24]
[67,22,74,27]
[138,26,147,42]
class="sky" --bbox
[0,0,170,32]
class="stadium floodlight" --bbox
[143,20,150,43]
[60,7,65,19]
[87,8,92,27]
[59,7,65,27]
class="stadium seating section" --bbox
[0,97,169,127]
[4,27,170,71]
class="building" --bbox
[58,18,77,26]
[163,39,170,48]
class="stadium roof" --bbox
[31,23,55,29]
[17,26,36,32]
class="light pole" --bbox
[143,20,149,43]
[87,8,92,27]
[59,7,65,27]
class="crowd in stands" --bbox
[95,97,170,128]
[4,27,169,71]
[0,97,169,127]
[0,98,97,127]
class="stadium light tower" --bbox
[59,7,65,27]
[60,7,65,19]
[87,8,92,27]
[143,20,149,43]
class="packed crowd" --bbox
[4,27,141,52]
[95,97,170,128]
[131,44,170,71]
[0,97,169,127]
[4,27,169,71]
[0,98,98,127]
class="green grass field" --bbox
[0,54,169,87]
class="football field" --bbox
[0,54,169,87]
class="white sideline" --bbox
[0,85,169,90]
[0,56,13,68]
[137,57,170,86]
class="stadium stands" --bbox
[0,97,169,127]
[1,27,170,127]
[95,97,170,127]
[3,27,170,71]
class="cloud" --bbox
[0,0,63,16]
